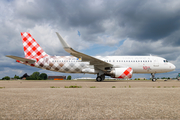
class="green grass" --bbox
[90,86,96,88]
[64,85,82,88]
[129,85,131,88]
[157,86,161,88]
[162,86,177,88]
[50,86,60,88]
[112,86,116,88]
[0,87,5,89]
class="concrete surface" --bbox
[1,80,180,88]
[0,80,180,119]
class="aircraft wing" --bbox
[6,55,36,64]
[56,32,113,71]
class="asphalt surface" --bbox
[0,80,180,119]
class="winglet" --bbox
[56,32,70,48]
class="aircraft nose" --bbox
[173,64,176,70]
[170,63,176,70]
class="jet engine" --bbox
[110,67,133,79]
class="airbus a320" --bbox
[7,32,176,82]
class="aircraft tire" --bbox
[152,78,156,82]
[96,76,102,82]
[101,75,105,81]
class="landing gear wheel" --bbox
[152,78,156,82]
[101,75,105,81]
[151,73,156,82]
[96,76,102,82]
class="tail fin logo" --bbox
[21,32,48,59]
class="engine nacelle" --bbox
[110,67,133,79]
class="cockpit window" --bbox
[163,60,168,62]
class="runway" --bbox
[0,80,180,119]
[0,79,180,88]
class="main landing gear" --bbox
[151,73,157,82]
[96,74,105,82]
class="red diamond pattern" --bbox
[23,37,27,41]
[118,67,132,79]
[28,42,32,46]
[21,32,48,59]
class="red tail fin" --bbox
[21,32,48,59]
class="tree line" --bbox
[1,72,47,80]
[1,72,72,80]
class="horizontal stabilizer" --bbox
[6,55,36,64]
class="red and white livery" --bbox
[7,32,176,82]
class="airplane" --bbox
[6,32,176,82]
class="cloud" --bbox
[0,0,180,79]
[113,38,180,60]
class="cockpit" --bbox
[163,60,168,62]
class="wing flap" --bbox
[6,55,36,64]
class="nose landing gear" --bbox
[151,73,157,82]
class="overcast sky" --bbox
[1,0,180,79]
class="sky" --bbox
[1,0,180,79]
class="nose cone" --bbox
[172,64,176,70]
[170,63,176,71]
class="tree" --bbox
[31,72,40,79]
[14,75,20,79]
[39,73,47,80]
[26,72,40,80]
[67,75,71,80]
[26,72,48,80]
[2,76,10,80]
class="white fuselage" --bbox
[95,56,175,73]
[30,55,175,74]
